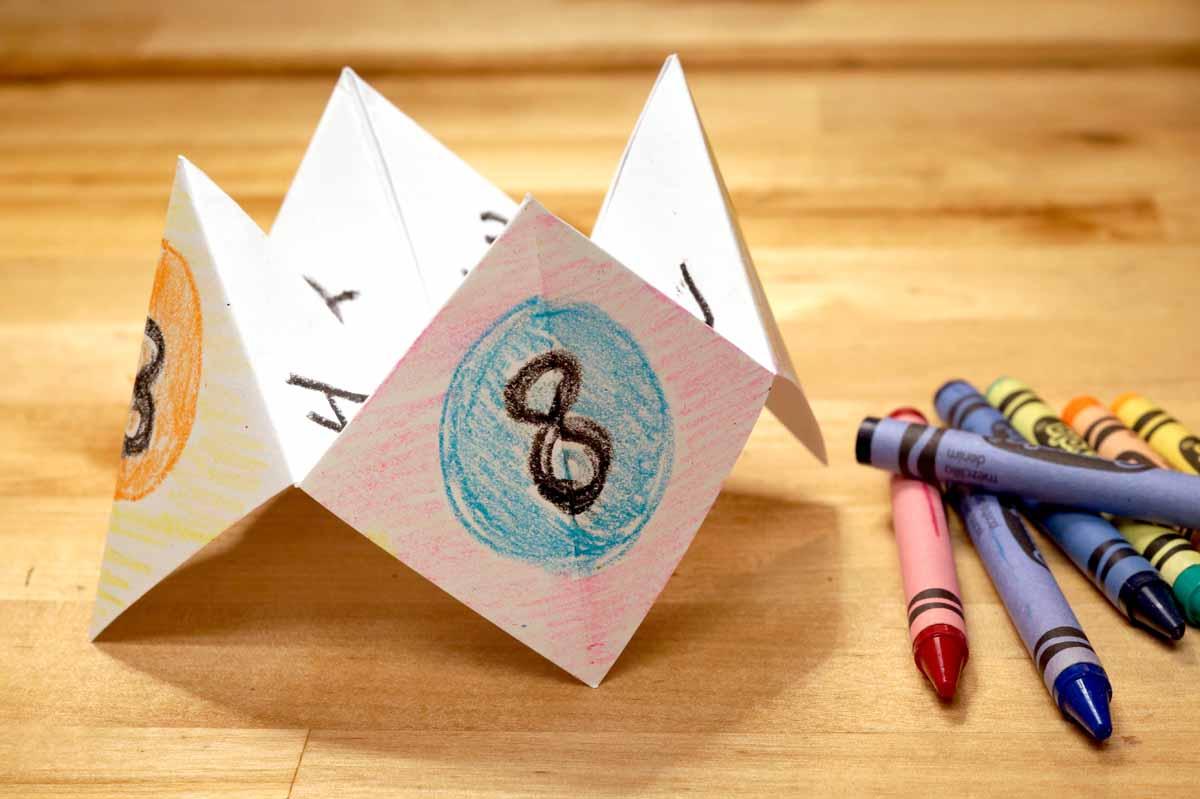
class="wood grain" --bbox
[1,2,1199,795]
[3,0,1200,77]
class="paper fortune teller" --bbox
[95,55,824,685]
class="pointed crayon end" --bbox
[1111,392,1141,414]
[1128,580,1187,641]
[1173,564,1200,627]
[1061,395,1102,427]
[913,627,968,701]
[887,407,927,424]
[1055,664,1113,742]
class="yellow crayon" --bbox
[987,376,1191,635]
[988,380,1200,625]
[1062,396,1169,468]
[986,377,1092,455]
[1117,520,1200,626]
[1112,393,1200,475]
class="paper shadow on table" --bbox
[96,485,840,750]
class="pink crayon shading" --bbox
[886,407,969,701]
[300,200,775,686]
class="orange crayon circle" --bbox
[1061,395,1103,427]
[114,240,203,501]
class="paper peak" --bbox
[93,57,824,685]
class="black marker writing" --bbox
[286,374,368,433]
[679,262,714,327]
[303,276,359,323]
[503,350,612,516]
[481,210,509,245]
[123,318,165,456]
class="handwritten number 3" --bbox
[504,350,613,516]
[124,317,165,457]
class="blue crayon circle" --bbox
[439,297,674,575]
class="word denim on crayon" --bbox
[936,379,1185,640]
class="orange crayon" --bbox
[1062,396,1168,469]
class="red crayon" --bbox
[885,408,969,700]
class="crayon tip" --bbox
[1127,579,1186,641]
[912,625,968,700]
[1061,395,1102,427]
[887,407,928,423]
[1173,564,1200,627]
[1111,392,1141,415]
[1055,664,1113,742]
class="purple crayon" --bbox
[936,379,1185,641]
[855,417,1200,530]
[944,484,1113,740]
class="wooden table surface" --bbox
[2,2,1199,796]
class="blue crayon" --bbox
[855,415,1200,532]
[944,484,1113,740]
[935,379,1185,641]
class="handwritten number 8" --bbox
[504,350,613,516]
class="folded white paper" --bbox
[93,56,824,685]
[594,56,823,458]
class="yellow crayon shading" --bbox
[1062,396,1169,469]
[1112,393,1200,475]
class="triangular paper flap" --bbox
[174,158,323,485]
[269,68,518,458]
[591,55,825,462]
[351,71,519,312]
[269,68,431,412]
[301,197,773,685]
[91,160,292,638]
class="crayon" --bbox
[1062,397,1200,623]
[1116,521,1200,626]
[987,377,1191,636]
[855,415,1200,531]
[1029,510,1185,640]
[934,379,1186,640]
[944,484,1113,740]
[884,408,969,700]
[986,377,1092,455]
[1112,393,1200,475]
[1062,396,1169,469]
